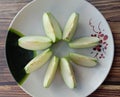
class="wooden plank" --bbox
[89,85,120,97]
[0,1,31,96]
[88,0,120,22]
[0,85,119,97]
[0,0,120,97]
[0,85,30,97]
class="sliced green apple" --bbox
[43,12,62,42]
[63,12,79,41]
[69,37,100,48]
[69,53,98,67]
[25,49,52,73]
[60,58,76,89]
[43,56,59,88]
[18,36,52,50]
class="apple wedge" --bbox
[69,53,98,67]
[69,37,100,48]
[43,12,62,42]
[18,36,52,50]
[60,58,76,89]
[25,49,52,73]
[43,56,59,88]
[63,12,79,41]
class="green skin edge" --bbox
[8,28,37,85]
[9,28,24,37]
[19,51,37,85]
[18,70,29,85]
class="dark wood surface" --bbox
[0,0,120,97]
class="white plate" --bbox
[8,0,114,97]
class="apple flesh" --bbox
[43,12,62,42]
[69,53,97,67]
[60,58,76,89]
[43,56,59,88]
[25,49,52,73]
[69,37,100,48]
[18,36,52,50]
[63,12,79,42]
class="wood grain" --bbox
[0,0,120,97]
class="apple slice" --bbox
[18,36,52,50]
[63,12,79,41]
[43,12,62,42]
[43,56,59,88]
[60,58,76,89]
[69,53,98,67]
[25,49,52,73]
[69,37,100,48]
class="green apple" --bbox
[60,58,76,89]
[43,56,59,88]
[25,49,52,73]
[69,53,98,67]
[18,36,52,50]
[69,37,100,48]
[43,12,62,42]
[63,12,79,41]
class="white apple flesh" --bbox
[43,12,62,42]
[69,37,100,48]
[63,12,79,42]
[60,58,76,89]
[70,53,97,67]
[25,49,52,73]
[43,56,59,88]
[18,36,52,50]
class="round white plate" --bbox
[7,0,114,97]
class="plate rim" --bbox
[5,0,115,97]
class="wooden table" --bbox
[0,0,120,97]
